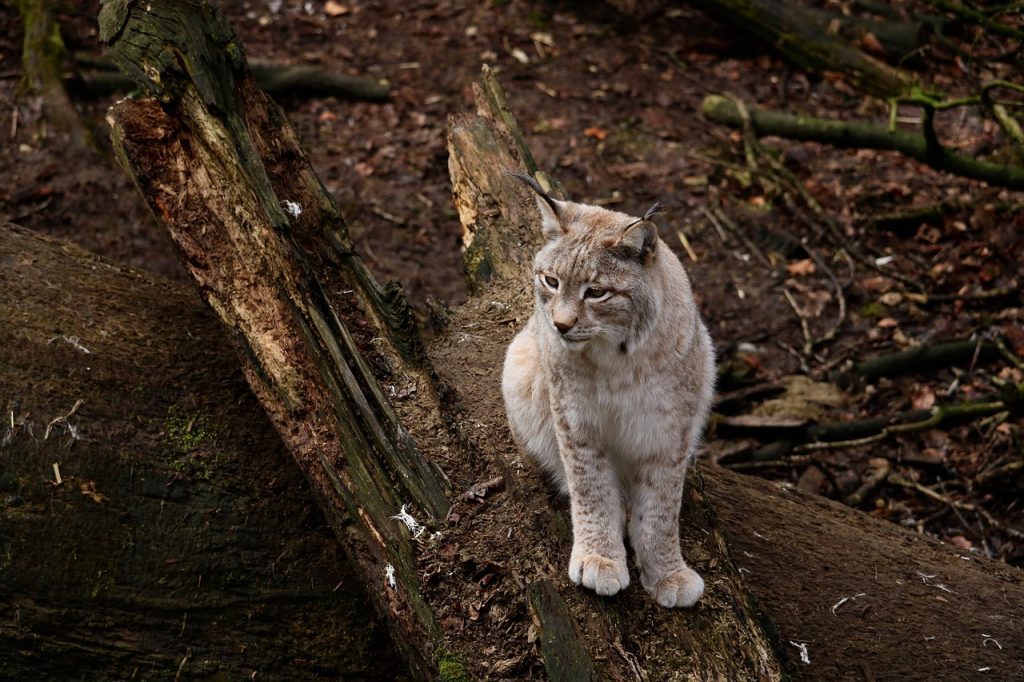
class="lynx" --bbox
[501,172,715,608]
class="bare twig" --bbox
[782,286,814,356]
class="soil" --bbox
[2,0,1023,680]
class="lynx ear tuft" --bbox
[642,202,663,222]
[506,170,564,239]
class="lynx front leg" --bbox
[554,420,629,596]
[628,457,704,608]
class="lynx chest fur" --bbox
[502,172,715,608]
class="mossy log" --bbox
[0,224,399,680]
[685,0,917,98]
[702,94,1024,190]
[17,0,92,146]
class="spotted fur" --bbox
[502,177,715,607]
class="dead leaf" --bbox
[912,386,936,410]
[79,480,108,504]
[797,465,827,494]
[860,32,886,57]
[324,0,350,16]
[947,535,972,550]
[860,276,895,293]
[584,126,609,141]
[787,259,816,276]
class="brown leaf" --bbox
[797,465,827,494]
[860,32,886,57]
[583,126,609,141]
[79,480,108,504]
[324,1,350,16]
[787,259,816,276]
[947,535,972,550]
[911,386,936,410]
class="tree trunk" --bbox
[0,224,402,680]
[96,1,1024,680]
[17,0,92,147]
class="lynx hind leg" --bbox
[647,565,704,608]
[628,457,704,608]
[501,326,565,488]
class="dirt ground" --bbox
[2,0,1023,678]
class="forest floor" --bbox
[1,0,1022,678]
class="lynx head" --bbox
[509,171,664,354]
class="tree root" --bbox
[702,95,1024,191]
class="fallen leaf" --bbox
[787,259,816,276]
[510,47,530,64]
[797,465,827,494]
[860,276,895,293]
[584,126,608,141]
[912,386,936,410]
[324,0,349,16]
[947,535,972,550]
[860,32,886,57]
[79,480,108,504]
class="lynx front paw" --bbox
[644,567,704,608]
[568,553,630,597]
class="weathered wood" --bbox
[686,0,917,98]
[0,224,398,680]
[101,1,448,676]
[448,66,567,292]
[702,94,1024,190]
[445,68,786,680]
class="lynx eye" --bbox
[541,275,560,290]
[584,287,611,301]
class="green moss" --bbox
[164,407,215,454]
[437,655,470,682]
[163,407,221,480]
[859,302,889,319]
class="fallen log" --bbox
[702,94,1024,191]
[6,228,1022,681]
[0,224,398,679]
[685,0,917,98]
[68,55,390,101]
[101,1,783,677]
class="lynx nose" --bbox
[553,319,575,334]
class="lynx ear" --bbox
[612,203,662,263]
[506,170,564,239]
[613,221,658,262]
